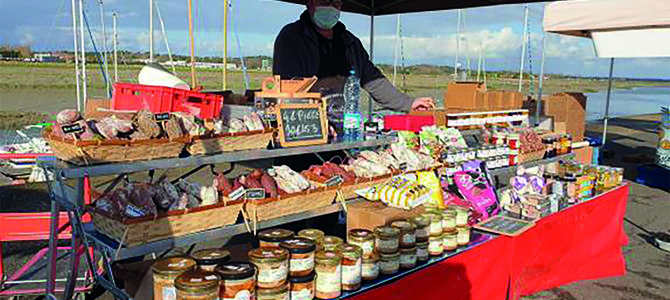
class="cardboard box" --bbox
[445,82,487,110]
[84,98,111,118]
[488,91,504,110]
[410,109,447,126]
[347,201,426,232]
[544,93,587,141]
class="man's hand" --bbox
[411,97,435,111]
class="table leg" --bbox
[46,196,61,295]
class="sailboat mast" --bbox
[149,0,154,62]
[113,12,118,82]
[223,0,228,90]
[188,0,197,88]
[393,14,400,86]
[71,0,81,111]
[454,9,461,78]
[99,0,111,96]
[518,5,529,92]
[79,0,88,107]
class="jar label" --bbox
[456,215,468,226]
[351,240,374,256]
[415,228,429,239]
[257,261,288,284]
[402,234,415,245]
[223,290,252,300]
[441,219,455,229]
[417,247,428,258]
[429,240,442,252]
[457,232,470,244]
[430,222,442,234]
[400,253,416,265]
[361,262,379,278]
[341,258,362,285]
[162,286,176,300]
[290,254,315,272]
[291,288,314,300]
[316,265,341,294]
[375,238,398,252]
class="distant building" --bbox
[261,59,271,71]
[33,53,61,63]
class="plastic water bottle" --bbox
[343,69,361,142]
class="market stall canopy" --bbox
[543,0,670,58]
[275,0,548,16]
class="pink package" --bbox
[452,171,500,224]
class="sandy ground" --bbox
[0,114,668,299]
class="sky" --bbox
[1,0,669,79]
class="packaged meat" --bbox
[127,184,158,217]
[228,118,247,133]
[260,172,279,198]
[173,112,202,136]
[164,117,185,139]
[216,173,233,196]
[154,178,180,211]
[56,109,82,125]
[200,184,219,206]
[134,109,162,138]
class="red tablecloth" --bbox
[350,185,629,300]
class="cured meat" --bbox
[301,170,328,183]
[242,112,265,131]
[134,109,162,138]
[200,184,219,206]
[56,109,81,125]
[126,184,158,217]
[228,118,247,133]
[154,178,180,211]
[243,176,263,189]
[164,117,185,139]
[216,173,233,196]
[173,112,201,136]
[260,172,279,198]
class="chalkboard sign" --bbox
[62,123,84,134]
[325,175,344,187]
[473,215,535,236]
[154,112,171,121]
[277,102,328,147]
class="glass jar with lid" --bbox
[279,237,317,277]
[416,241,429,262]
[456,226,471,246]
[428,234,443,256]
[298,229,325,249]
[442,229,458,251]
[337,244,363,291]
[423,212,443,236]
[378,252,400,275]
[257,282,289,300]
[441,209,456,231]
[361,253,380,281]
[215,262,257,300]
[373,225,400,254]
[314,250,342,299]
[410,215,430,243]
[191,248,230,272]
[152,257,196,300]
[322,236,343,252]
[258,228,295,249]
[248,248,289,289]
[174,269,220,300]
[399,247,417,269]
[390,220,416,248]
[289,272,315,300]
[347,229,374,256]
[452,206,469,226]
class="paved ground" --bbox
[1,114,668,299]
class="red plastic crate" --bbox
[384,114,435,132]
[111,83,224,119]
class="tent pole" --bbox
[602,58,614,145]
[368,0,374,122]
[536,31,547,125]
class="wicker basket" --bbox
[244,187,337,223]
[92,200,243,246]
[44,128,188,165]
[188,129,274,156]
[519,147,547,163]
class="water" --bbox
[343,70,362,142]
[585,86,670,121]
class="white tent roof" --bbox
[543,0,670,58]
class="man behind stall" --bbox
[273,0,435,114]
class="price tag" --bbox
[325,175,344,187]
[154,112,171,121]
[399,162,409,171]
[229,187,246,201]
[245,188,266,200]
[61,123,84,134]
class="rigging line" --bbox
[28,0,67,87]
[154,0,176,74]
[230,0,250,91]
[98,0,111,96]
[82,7,111,95]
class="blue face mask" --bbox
[312,6,340,29]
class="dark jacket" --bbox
[273,10,412,112]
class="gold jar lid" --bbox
[374,225,400,239]
[152,257,196,276]
[378,251,400,261]
[191,248,230,267]
[174,270,220,293]
[279,237,317,254]
[257,282,289,296]
[258,228,295,243]
[298,229,325,242]
[390,220,416,234]
[423,211,442,222]
[248,247,289,263]
[400,247,417,254]
[336,244,362,259]
[315,250,342,265]
[322,235,343,249]
[429,234,443,240]
[443,228,458,236]
[348,229,374,241]
[442,209,456,218]
[409,215,430,227]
